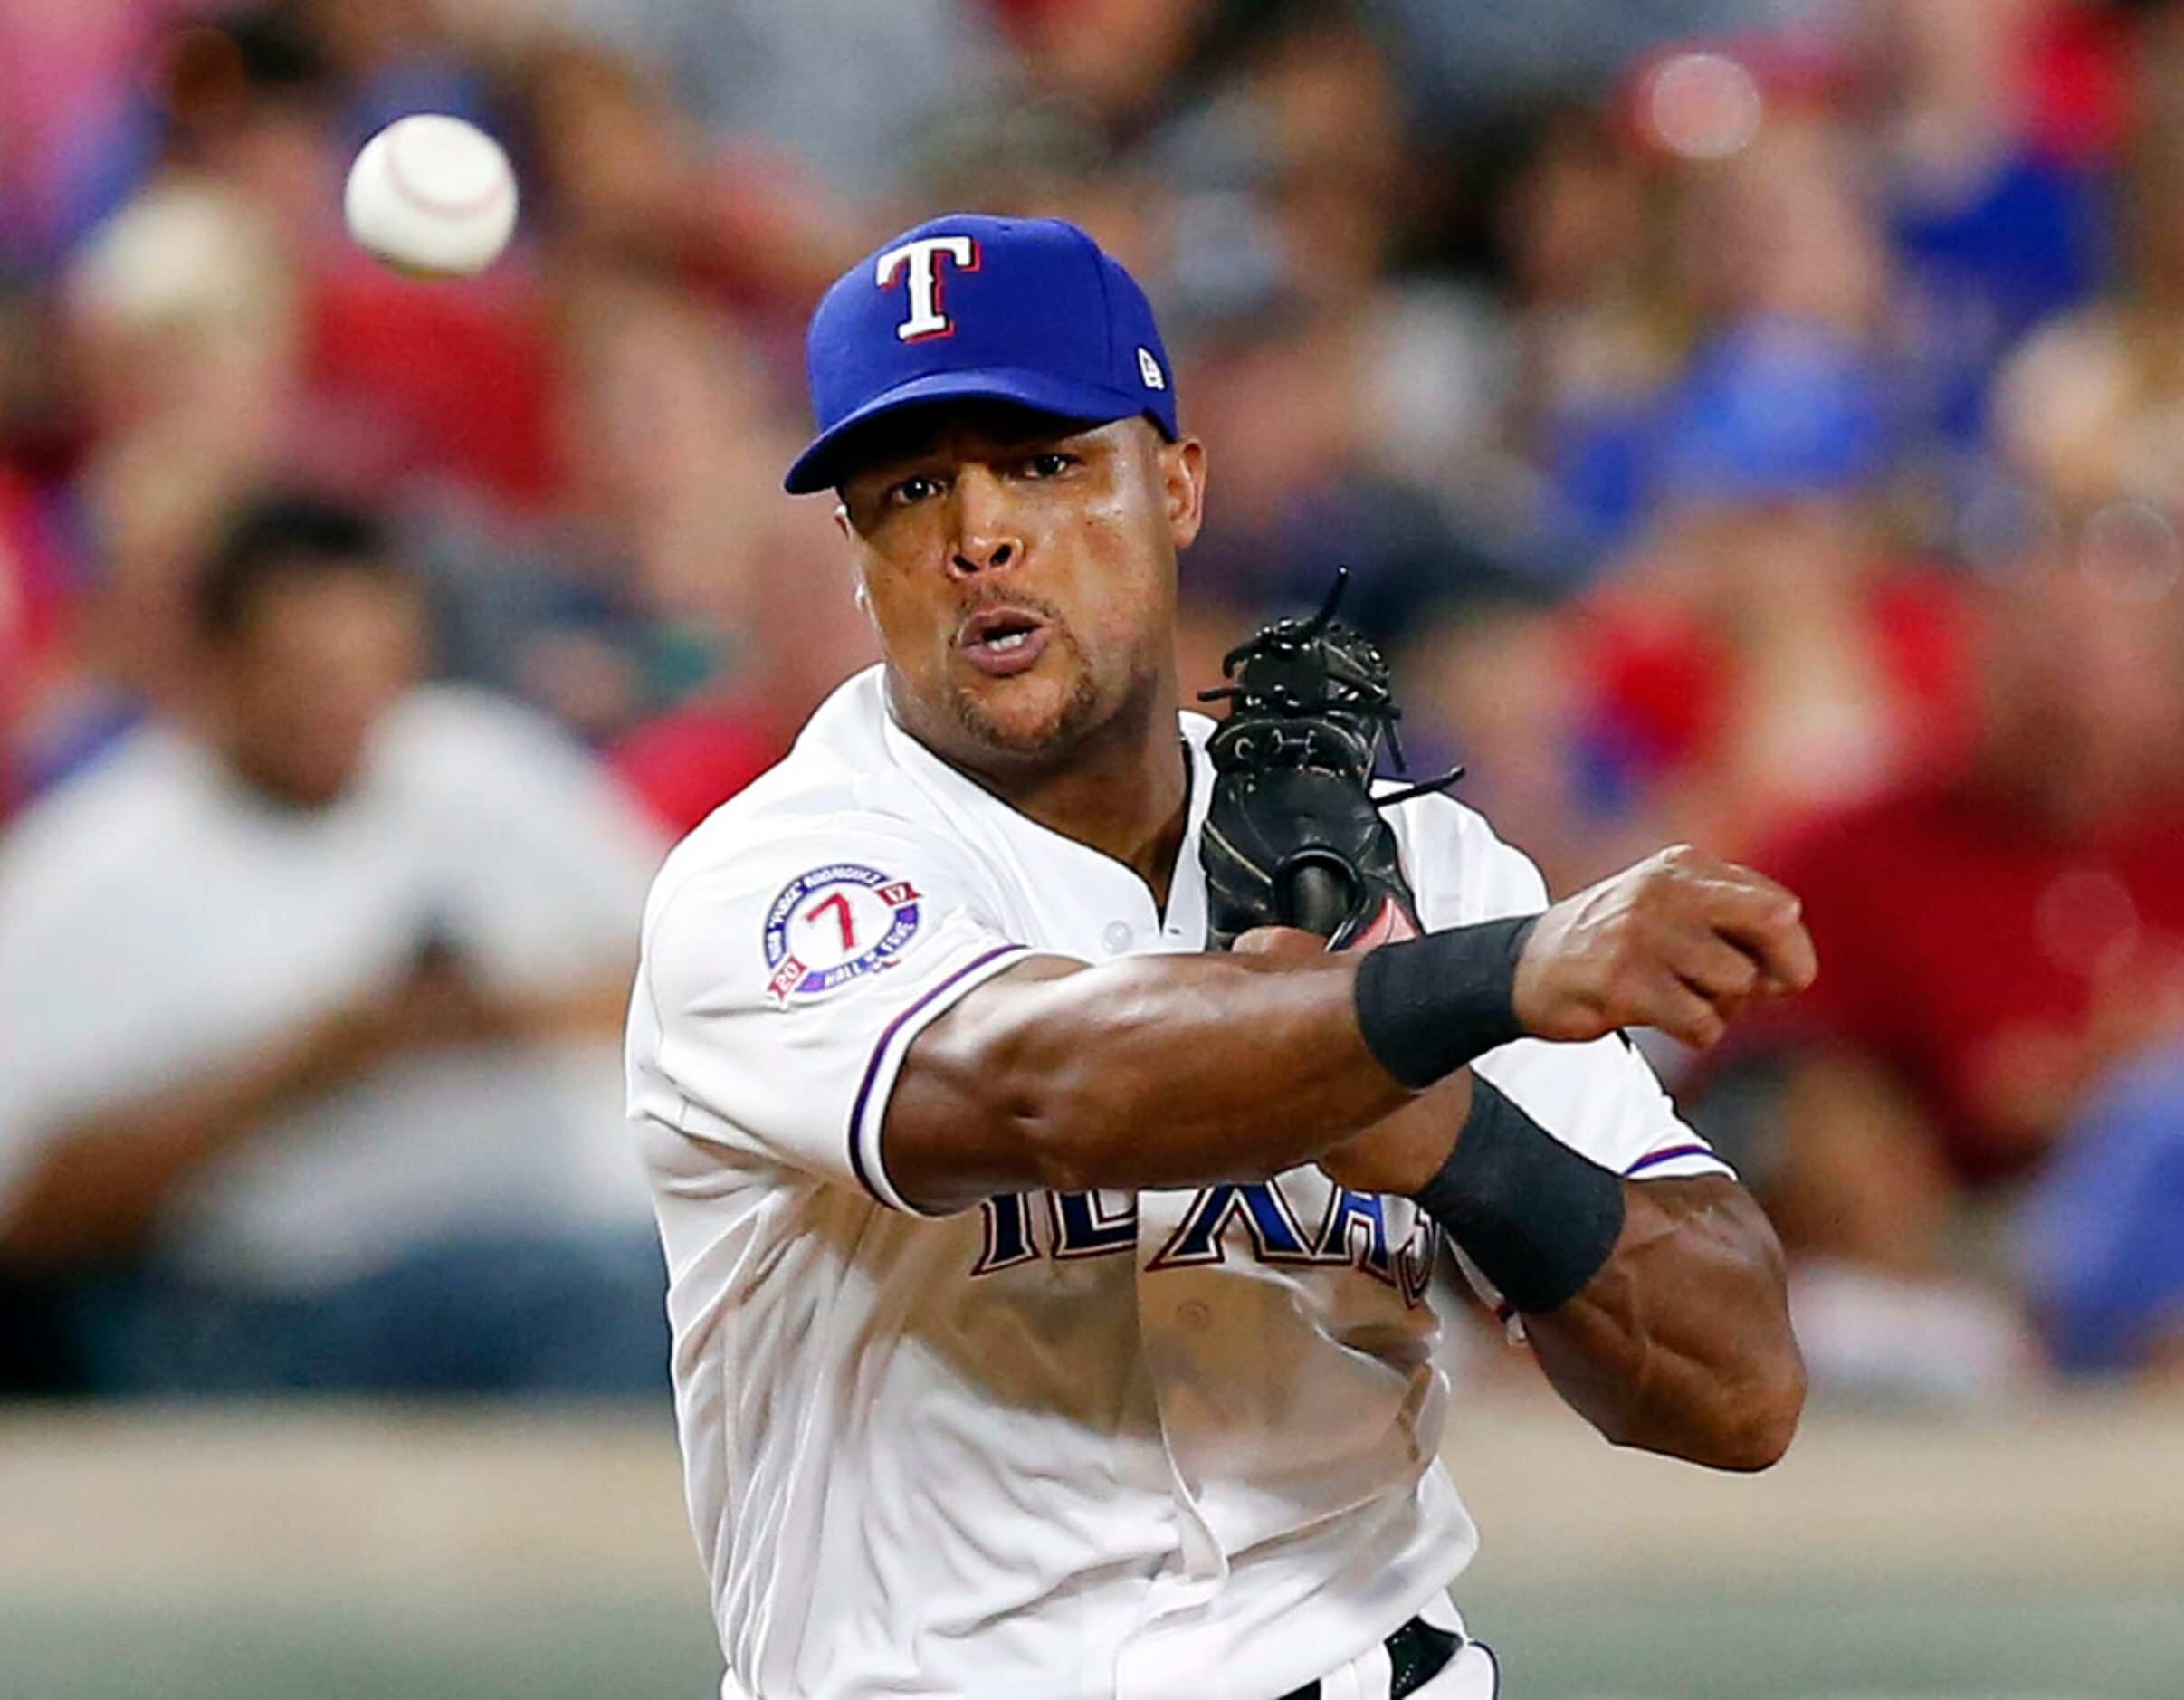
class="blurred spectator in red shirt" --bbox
[1718,528,2184,1395]
[1750,538,2184,1189]
[1684,450,2184,1394]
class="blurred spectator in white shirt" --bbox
[0,492,670,1395]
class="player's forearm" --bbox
[1522,1176,1806,1472]
[888,952,1416,1210]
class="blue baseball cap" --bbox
[784,214,1179,494]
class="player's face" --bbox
[836,407,1206,770]
[205,567,426,807]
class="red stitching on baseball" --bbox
[381,122,513,220]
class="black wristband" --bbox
[1413,1076,1626,1314]
[1352,914,1539,1090]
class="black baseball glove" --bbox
[1197,570,1461,950]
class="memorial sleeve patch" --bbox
[762,864,924,1006]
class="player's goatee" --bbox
[949,626,1103,756]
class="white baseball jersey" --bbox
[626,666,1730,1700]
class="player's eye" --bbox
[887,473,946,507]
[1022,452,1077,479]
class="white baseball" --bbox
[344,114,518,279]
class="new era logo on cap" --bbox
[785,215,1180,493]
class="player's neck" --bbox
[1011,724,1192,908]
[929,675,1192,906]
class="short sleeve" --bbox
[1473,1035,1733,1182]
[1392,793,1734,1184]
[631,820,1044,1214]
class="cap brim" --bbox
[783,368,1159,494]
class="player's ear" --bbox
[1160,435,1206,551]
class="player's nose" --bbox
[945,465,1024,578]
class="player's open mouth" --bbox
[958,608,1052,678]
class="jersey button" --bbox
[1102,920,1134,954]
[1175,1299,1212,1332]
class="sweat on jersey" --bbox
[625,665,1729,1700]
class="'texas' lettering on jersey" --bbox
[972,1179,1441,1306]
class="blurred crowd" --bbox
[3,0,2183,1407]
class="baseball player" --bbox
[627,215,1811,1700]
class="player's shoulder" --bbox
[1372,784,1501,864]
[659,669,908,872]
[641,669,976,934]
[1375,785,1550,924]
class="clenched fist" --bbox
[1513,845,1817,1049]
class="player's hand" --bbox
[1512,845,1817,1049]
[1231,925,1331,961]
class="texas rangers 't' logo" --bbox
[763,864,923,1006]
[875,234,979,342]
